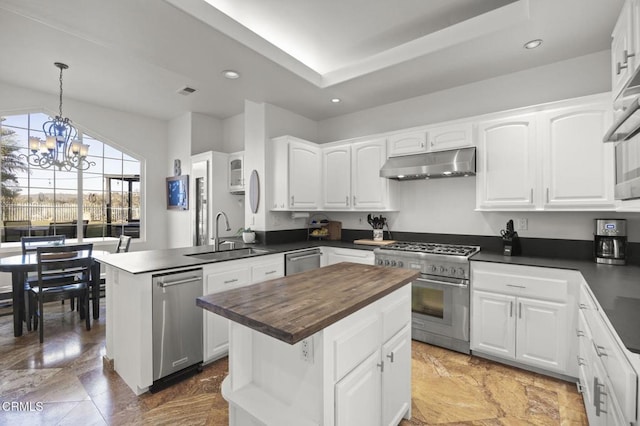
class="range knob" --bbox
[384,260,390,266]
[458,268,466,276]
[377,259,383,265]
[390,260,397,267]
[397,261,404,268]
[449,267,457,275]
[439,266,446,274]
[430,265,437,273]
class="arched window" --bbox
[1,112,142,245]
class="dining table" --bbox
[0,249,109,337]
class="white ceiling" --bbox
[0,0,625,122]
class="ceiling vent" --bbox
[177,86,196,96]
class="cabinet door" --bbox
[326,248,374,266]
[427,122,473,152]
[352,139,388,209]
[540,102,614,209]
[476,114,537,210]
[382,325,411,426]
[515,297,568,373]
[289,141,321,209]
[323,145,352,209]
[203,267,251,361]
[612,0,634,98]
[471,290,516,359]
[228,152,244,193]
[387,131,427,157]
[270,138,289,210]
[335,351,382,426]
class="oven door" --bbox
[411,275,469,343]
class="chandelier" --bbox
[22,62,95,171]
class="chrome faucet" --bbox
[212,211,231,251]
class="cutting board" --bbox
[353,239,396,246]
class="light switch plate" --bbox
[516,218,528,231]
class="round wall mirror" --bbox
[249,170,260,213]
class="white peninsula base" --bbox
[221,284,412,426]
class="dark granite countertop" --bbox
[197,262,418,344]
[96,239,376,275]
[471,252,640,355]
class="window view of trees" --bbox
[0,113,142,244]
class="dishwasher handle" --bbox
[157,276,202,288]
[287,252,321,262]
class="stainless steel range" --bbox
[374,242,480,354]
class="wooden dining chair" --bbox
[21,235,66,253]
[98,235,132,298]
[30,244,93,343]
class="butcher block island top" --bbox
[196,262,419,344]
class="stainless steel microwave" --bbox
[615,134,640,200]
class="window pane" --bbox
[123,160,140,175]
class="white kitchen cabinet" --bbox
[577,283,637,425]
[203,254,285,363]
[325,247,375,265]
[269,136,321,210]
[322,144,352,209]
[335,351,382,426]
[476,113,537,210]
[476,94,615,211]
[427,121,473,152]
[382,325,412,426]
[322,138,393,211]
[612,0,635,98]
[387,131,427,157]
[540,101,614,209]
[203,264,252,362]
[471,262,576,376]
[228,151,245,193]
[352,138,388,210]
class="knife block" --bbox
[502,233,521,256]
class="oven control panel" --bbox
[375,255,469,279]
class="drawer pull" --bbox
[386,352,395,363]
[576,329,585,337]
[577,356,585,366]
[593,341,607,358]
[593,377,608,416]
[224,278,239,284]
[510,301,513,317]
[506,284,526,288]
[578,303,588,310]
[264,270,277,275]
[519,302,522,319]
[377,361,384,372]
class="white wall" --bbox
[223,113,245,153]
[0,81,169,252]
[191,112,223,154]
[166,113,193,248]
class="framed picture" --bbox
[166,175,189,210]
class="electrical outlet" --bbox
[300,338,314,363]
[516,218,528,231]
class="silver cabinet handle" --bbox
[617,50,635,75]
[386,352,394,363]
[593,341,607,357]
[353,195,356,205]
[291,195,294,205]
[157,276,201,287]
[546,187,549,203]
[576,329,585,337]
[519,302,522,319]
[530,188,533,202]
[288,253,321,262]
[510,301,513,317]
[578,303,588,310]
[346,195,349,206]
[377,361,384,372]
[577,355,585,366]
[415,277,467,288]
[420,142,425,148]
[264,270,277,275]
[224,278,238,284]
[506,284,525,289]
[594,377,607,416]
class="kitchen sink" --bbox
[185,247,271,261]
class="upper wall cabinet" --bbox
[476,94,615,211]
[476,114,538,210]
[228,151,245,194]
[387,121,474,157]
[322,139,392,211]
[612,0,636,98]
[269,136,321,210]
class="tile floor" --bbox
[0,300,587,425]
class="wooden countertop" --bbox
[196,262,419,345]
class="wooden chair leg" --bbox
[38,295,44,344]
[85,292,90,331]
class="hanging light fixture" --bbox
[22,62,95,171]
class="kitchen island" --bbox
[197,262,418,426]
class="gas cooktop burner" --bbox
[382,242,479,257]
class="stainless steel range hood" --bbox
[379,147,476,180]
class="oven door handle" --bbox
[415,277,468,288]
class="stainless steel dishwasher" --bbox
[285,248,321,275]
[151,268,203,392]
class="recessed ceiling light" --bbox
[331,98,341,103]
[222,70,240,79]
[523,39,543,50]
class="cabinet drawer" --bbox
[472,263,569,301]
[381,286,411,342]
[206,268,251,294]
[252,262,284,283]
[333,313,381,382]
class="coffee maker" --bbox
[594,219,627,265]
